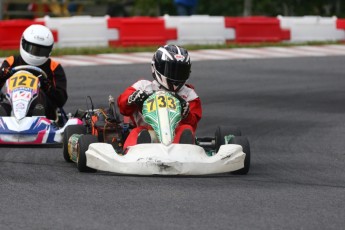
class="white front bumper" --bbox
[86,143,245,175]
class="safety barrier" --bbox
[225,16,290,43]
[278,16,345,42]
[163,15,234,45]
[0,19,45,49]
[107,17,177,47]
[336,18,345,29]
[43,16,117,48]
[0,15,344,50]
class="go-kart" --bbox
[62,95,129,168]
[0,65,82,145]
[64,90,250,175]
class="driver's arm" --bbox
[0,56,14,88]
[117,79,152,116]
[45,63,68,108]
[117,86,137,116]
[180,97,202,131]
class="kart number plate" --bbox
[8,75,39,91]
[146,95,177,112]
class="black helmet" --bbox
[151,44,191,92]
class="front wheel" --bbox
[215,126,242,152]
[63,125,86,162]
[230,136,250,175]
[77,134,98,172]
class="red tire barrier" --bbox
[0,19,58,50]
[107,17,177,47]
[0,20,44,49]
[225,16,290,43]
[336,18,345,30]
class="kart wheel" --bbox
[215,126,242,152]
[63,125,86,162]
[230,136,250,175]
[77,134,98,173]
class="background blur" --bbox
[1,0,344,20]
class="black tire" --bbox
[215,126,242,152]
[62,125,86,162]
[230,136,251,175]
[77,134,98,172]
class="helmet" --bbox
[20,24,54,66]
[151,44,191,92]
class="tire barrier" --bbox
[0,19,45,49]
[279,16,345,42]
[225,16,290,43]
[44,16,116,48]
[107,17,177,47]
[0,18,57,49]
[163,15,232,45]
[0,15,344,49]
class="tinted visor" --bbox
[22,38,52,57]
[162,61,191,82]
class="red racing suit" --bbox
[117,80,202,149]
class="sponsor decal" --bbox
[15,102,25,110]
[35,104,44,110]
[174,54,185,61]
[12,90,32,100]
[34,35,44,41]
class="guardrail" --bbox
[0,15,344,50]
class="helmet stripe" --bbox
[174,45,181,55]
[158,47,173,60]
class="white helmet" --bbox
[20,24,54,66]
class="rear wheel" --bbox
[77,134,98,172]
[230,136,251,175]
[63,125,86,162]
[215,126,242,152]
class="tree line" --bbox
[132,0,344,17]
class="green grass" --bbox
[0,41,343,57]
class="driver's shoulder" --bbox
[178,84,199,101]
[5,55,22,66]
[132,79,153,89]
[49,59,61,71]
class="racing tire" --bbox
[230,136,250,175]
[63,125,86,162]
[215,126,242,152]
[77,134,98,173]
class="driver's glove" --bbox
[175,93,190,119]
[180,98,190,119]
[40,77,52,93]
[0,67,12,83]
[127,90,149,107]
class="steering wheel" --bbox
[10,65,48,79]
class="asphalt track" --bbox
[1,55,345,230]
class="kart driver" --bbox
[0,24,67,120]
[117,44,202,150]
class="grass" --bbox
[0,40,343,57]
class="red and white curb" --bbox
[1,45,345,67]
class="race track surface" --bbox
[1,54,345,229]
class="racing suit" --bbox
[117,80,202,150]
[0,55,68,120]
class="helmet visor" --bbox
[22,38,53,57]
[163,61,191,82]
